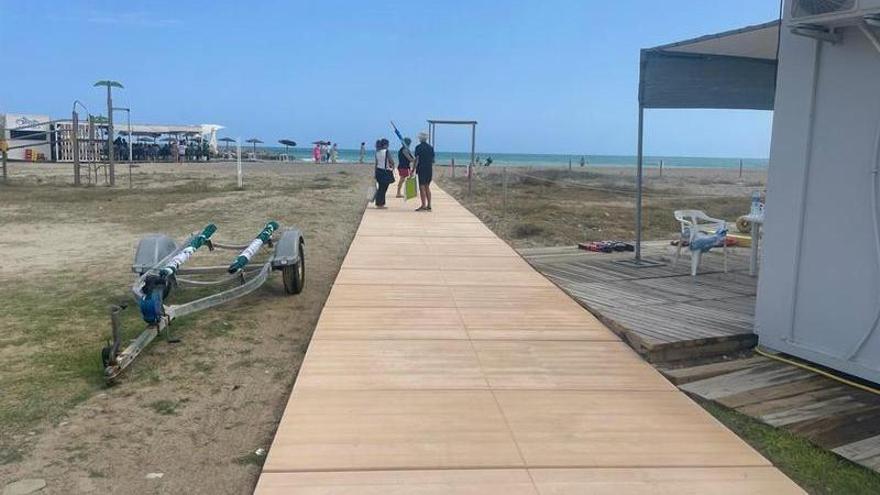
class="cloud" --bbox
[86,11,182,27]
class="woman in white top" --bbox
[374,138,395,208]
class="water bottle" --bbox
[750,191,761,217]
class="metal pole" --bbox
[635,105,644,263]
[569,158,572,171]
[739,159,743,178]
[1,117,7,182]
[106,86,115,186]
[236,137,243,189]
[72,111,81,185]
[470,123,476,170]
[128,110,133,165]
[502,166,508,218]
[659,159,663,177]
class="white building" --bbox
[636,1,880,383]
[1,113,53,161]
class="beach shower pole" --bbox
[72,110,81,185]
[635,105,644,263]
[237,138,243,189]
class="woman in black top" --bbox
[373,139,395,208]
[413,132,435,211]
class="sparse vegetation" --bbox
[701,400,880,494]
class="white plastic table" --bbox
[743,212,764,276]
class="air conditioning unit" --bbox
[791,0,880,26]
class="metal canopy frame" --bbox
[427,119,477,166]
[627,20,779,266]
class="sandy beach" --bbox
[437,164,767,248]
[0,162,371,493]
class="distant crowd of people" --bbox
[312,142,338,163]
[111,137,213,162]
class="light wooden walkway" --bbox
[255,188,802,494]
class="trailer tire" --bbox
[282,241,305,295]
[101,345,112,368]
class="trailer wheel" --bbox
[283,241,305,295]
[101,345,113,368]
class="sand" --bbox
[0,161,371,494]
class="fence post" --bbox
[467,161,472,198]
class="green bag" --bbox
[404,176,418,200]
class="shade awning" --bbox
[639,20,779,110]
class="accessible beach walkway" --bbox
[255,188,802,494]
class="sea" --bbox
[260,146,768,170]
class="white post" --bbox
[127,111,133,164]
[236,137,243,189]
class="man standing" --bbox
[359,142,366,163]
[412,132,434,211]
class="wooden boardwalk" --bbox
[255,188,801,494]
[665,356,880,473]
[522,243,758,363]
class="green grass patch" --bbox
[700,400,880,494]
[145,399,185,416]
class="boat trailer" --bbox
[102,221,305,383]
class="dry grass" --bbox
[0,162,371,492]
[437,166,764,248]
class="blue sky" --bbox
[0,0,777,157]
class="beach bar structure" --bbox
[639,0,880,384]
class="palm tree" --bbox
[94,80,124,186]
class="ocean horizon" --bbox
[255,146,768,170]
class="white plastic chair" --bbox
[673,209,728,276]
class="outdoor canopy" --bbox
[630,20,779,263]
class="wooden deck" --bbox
[254,188,801,494]
[665,355,880,473]
[522,243,758,363]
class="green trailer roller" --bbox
[102,221,305,382]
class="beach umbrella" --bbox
[278,139,297,154]
[219,136,236,151]
[245,138,263,155]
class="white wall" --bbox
[757,20,880,383]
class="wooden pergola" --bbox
[426,119,477,166]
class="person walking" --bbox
[395,137,412,198]
[312,143,321,163]
[359,142,366,163]
[330,143,339,163]
[412,132,435,211]
[373,138,395,208]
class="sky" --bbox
[0,0,778,157]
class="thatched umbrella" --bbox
[218,136,236,152]
[278,139,297,154]
[245,138,263,157]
